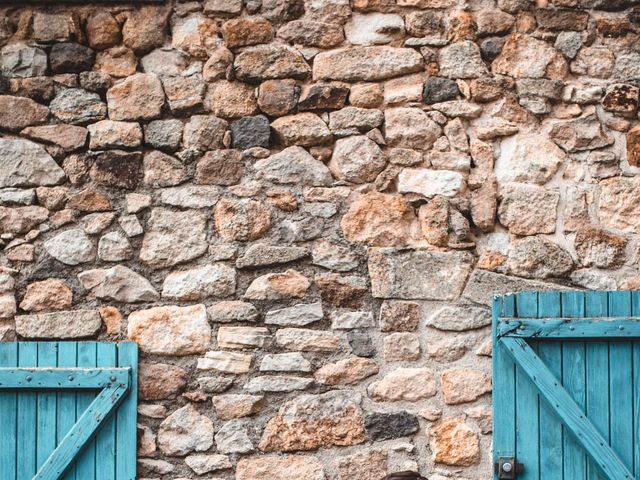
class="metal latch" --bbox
[494,457,524,479]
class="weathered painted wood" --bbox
[492,294,516,480]
[33,382,129,480]
[0,342,18,480]
[585,291,610,480]
[75,342,97,480]
[96,343,117,480]
[116,342,138,480]
[515,292,540,480]
[0,341,138,480]
[17,342,38,479]
[498,319,640,338]
[501,336,635,480]
[608,291,634,472]
[37,343,58,472]
[562,291,587,480]
[57,342,78,480]
[0,367,130,389]
[536,291,563,480]
[632,292,640,478]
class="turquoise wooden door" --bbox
[0,342,138,480]
[493,291,640,480]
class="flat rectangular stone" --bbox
[330,311,375,329]
[0,188,35,205]
[260,353,312,372]
[368,248,474,300]
[217,327,270,349]
[197,351,253,374]
[461,269,566,307]
[275,328,340,352]
[16,310,101,338]
[264,302,323,326]
[244,375,314,393]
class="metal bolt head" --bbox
[68,375,74,381]
[619,325,625,331]
[502,462,513,473]
[25,375,32,382]
[109,375,117,382]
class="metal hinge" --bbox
[494,457,525,479]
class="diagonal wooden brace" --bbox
[32,379,130,480]
[500,336,635,480]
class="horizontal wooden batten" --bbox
[0,367,130,389]
[498,319,640,339]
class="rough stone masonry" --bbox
[0,0,639,478]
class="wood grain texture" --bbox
[493,291,640,480]
[0,342,137,480]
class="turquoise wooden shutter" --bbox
[493,291,640,480]
[0,342,138,480]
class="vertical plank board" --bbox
[75,342,97,480]
[0,342,18,480]
[561,291,587,480]
[16,342,38,480]
[537,291,563,480]
[57,342,78,480]
[585,291,609,480]
[608,291,634,472]
[116,342,138,480]
[96,343,117,480]
[493,294,516,480]
[36,342,58,472]
[514,292,540,480]
[632,292,640,478]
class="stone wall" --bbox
[1,0,639,478]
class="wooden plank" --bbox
[493,294,516,479]
[501,336,635,480]
[608,291,634,472]
[498,319,640,338]
[585,291,610,480]
[632,292,640,478]
[36,343,58,472]
[514,292,539,480]
[57,342,78,480]
[0,342,18,480]
[17,342,38,480]
[562,292,587,480]
[0,368,130,388]
[96,344,116,480]
[116,342,138,480]
[75,343,97,480]
[33,382,129,480]
[537,291,563,480]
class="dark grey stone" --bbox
[347,331,375,358]
[198,376,235,393]
[50,43,95,74]
[480,37,506,61]
[231,115,271,149]
[422,76,459,104]
[79,71,112,93]
[144,119,184,151]
[578,0,640,11]
[365,411,420,441]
